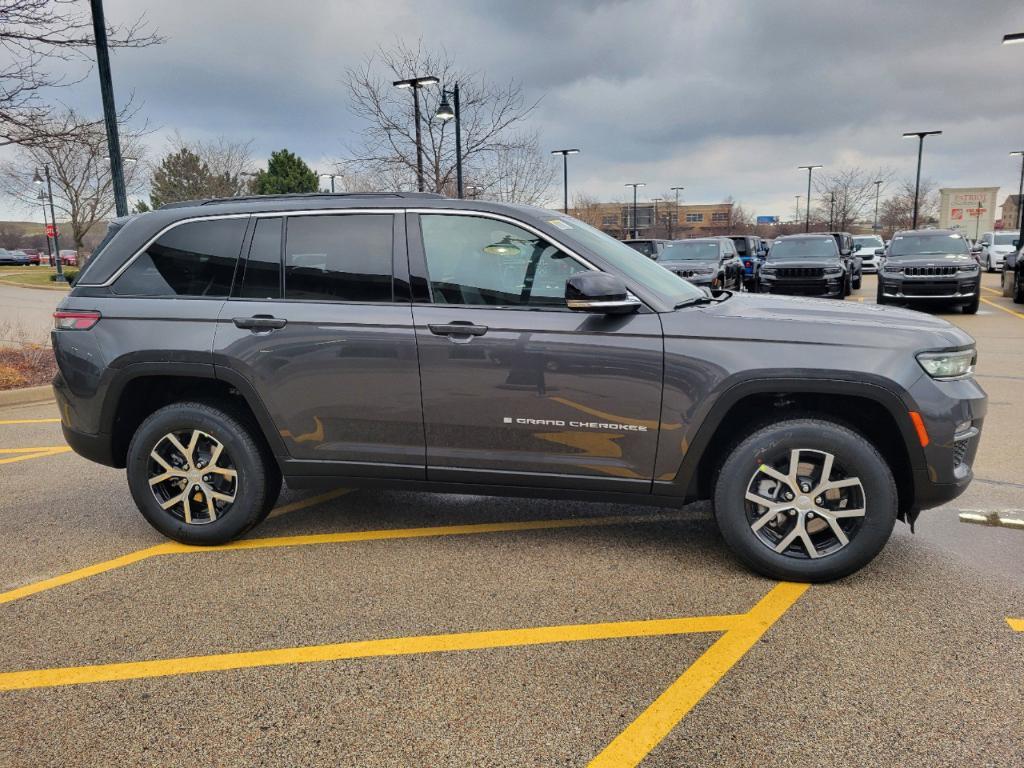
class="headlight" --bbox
[883,264,902,273]
[916,349,976,380]
[958,263,979,273]
[760,267,776,275]
[824,266,843,275]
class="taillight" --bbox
[53,310,100,330]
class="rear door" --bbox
[213,211,424,477]
[408,211,664,492]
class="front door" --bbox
[214,212,424,477]
[408,212,664,492]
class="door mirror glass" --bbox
[565,272,640,314]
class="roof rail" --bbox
[158,192,446,210]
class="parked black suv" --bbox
[757,234,850,298]
[657,237,744,291]
[877,229,981,313]
[53,193,985,581]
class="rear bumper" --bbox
[61,423,117,468]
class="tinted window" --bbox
[284,214,393,302]
[888,232,969,257]
[239,217,282,299]
[420,214,584,308]
[626,241,655,257]
[113,218,245,296]
[767,237,839,260]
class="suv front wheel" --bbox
[127,401,282,545]
[713,418,897,582]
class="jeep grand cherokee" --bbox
[877,229,981,313]
[52,193,986,582]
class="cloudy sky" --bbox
[3,0,1024,220]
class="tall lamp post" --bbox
[1002,32,1024,45]
[550,149,580,214]
[89,0,128,217]
[319,173,342,193]
[33,167,64,281]
[798,165,822,232]
[1010,152,1024,233]
[625,183,645,238]
[670,186,684,239]
[651,198,663,237]
[435,85,464,198]
[903,130,942,229]
[873,180,882,233]
[393,75,439,192]
[794,195,801,224]
[37,190,53,265]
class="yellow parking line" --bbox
[981,285,1003,295]
[0,418,61,425]
[1008,618,1024,632]
[589,582,808,767]
[0,508,687,606]
[266,487,350,518]
[0,612,742,692]
[980,297,1024,319]
[0,446,71,464]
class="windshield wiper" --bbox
[674,290,733,309]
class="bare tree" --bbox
[1,108,146,251]
[813,167,894,231]
[0,0,162,147]
[879,178,939,236]
[341,40,551,202]
[147,132,255,203]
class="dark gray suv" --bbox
[52,193,986,581]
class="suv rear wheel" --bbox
[713,418,897,582]
[127,401,281,545]
[1015,270,1024,305]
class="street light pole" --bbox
[670,186,684,239]
[651,198,662,237]
[319,173,341,193]
[393,75,439,192]
[88,0,128,218]
[829,192,836,230]
[37,190,53,265]
[873,180,882,233]
[550,149,580,214]
[1011,152,1024,233]
[435,85,464,198]
[798,165,822,233]
[625,183,645,238]
[33,166,64,281]
[795,195,801,224]
[903,130,942,229]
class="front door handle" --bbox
[428,322,488,337]
[233,315,287,331]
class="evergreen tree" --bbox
[149,148,217,208]
[252,149,318,195]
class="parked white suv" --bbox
[975,231,1019,273]
[852,234,884,273]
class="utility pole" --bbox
[795,195,801,224]
[798,165,822,232]
[89,0,128,217]
[670,186,684,239]
[625,183,645,239]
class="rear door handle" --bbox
[428,322,488,337]
[233,315,287,331]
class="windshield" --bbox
[549,216,704,306]
[625,241,656,257]
[888,232,969,257]
[767,237,838,260]
[853,235,883,249]
[661,240,721,261]
[994,233,1019,246]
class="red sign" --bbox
[45,224,57,238]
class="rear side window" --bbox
[113,218,246,297]
[284,214,393,302]
[239,217,282,299]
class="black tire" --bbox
[712,418,897,582]
[961,291,980,314]
[875,280,888,305]
[1015,271,1024,305]
[1002,268,1014,298]
[853,273,862,290]
[127,400,282,545]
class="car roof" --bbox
[774,233,834,240]
[893,228,963,237]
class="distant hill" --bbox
[0,218,97,252]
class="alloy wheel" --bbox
[147,429,238,524]
[744,448,866,559]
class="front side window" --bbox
[113,217,246,297]
[419,214,584,308]
[239,217,282,299]
[284,214,393,302]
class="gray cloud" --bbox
[2,0,1022,220]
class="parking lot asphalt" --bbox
[1,272,1022,767]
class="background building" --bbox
[1000,194,1020,231]
[571,201,735,239]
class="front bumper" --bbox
[879,275,979,301]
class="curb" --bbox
[0,385,55,407]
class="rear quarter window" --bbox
[112,218,247,297]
